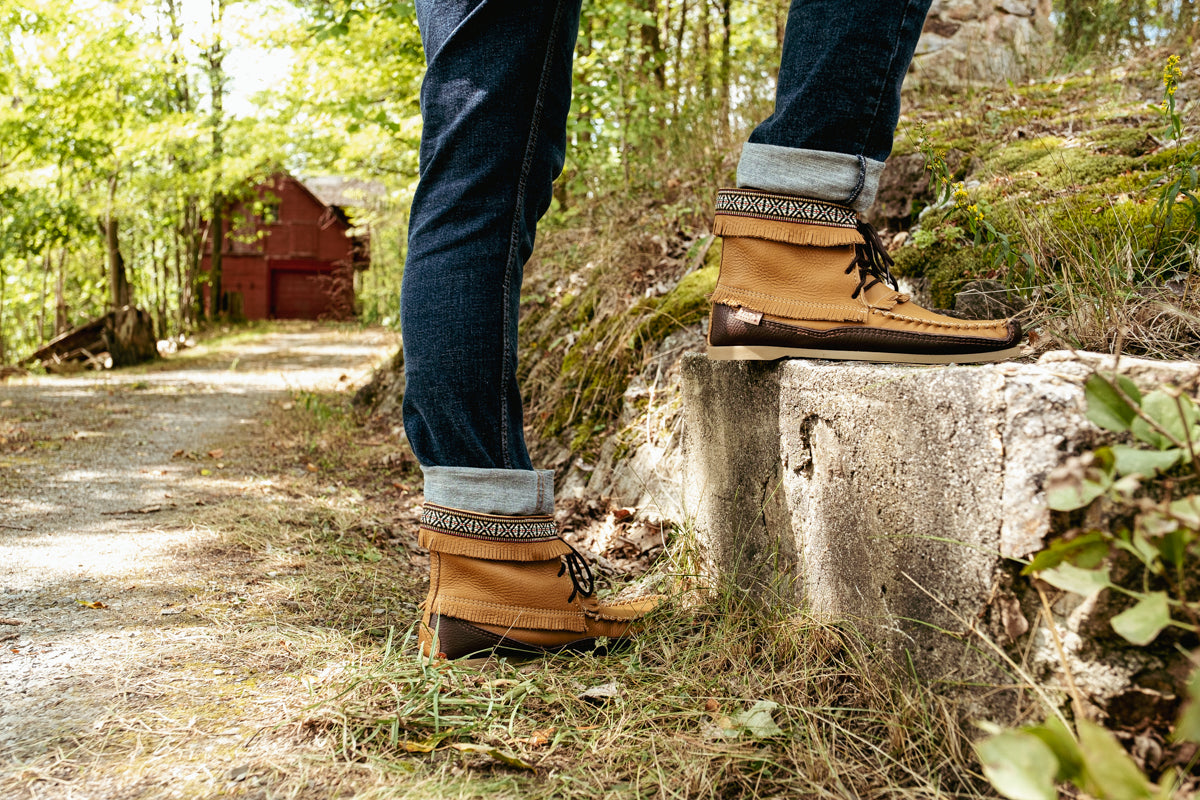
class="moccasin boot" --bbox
[707,188,1023,363]
[417,503,658,660]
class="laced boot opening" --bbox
[845,220,899,300]
[556,537,595,603]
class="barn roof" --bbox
[301,176,387,211]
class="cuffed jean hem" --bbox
[422,466,556,516]
[736,143,886,215]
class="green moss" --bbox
[1083,122,1159,156]
[983,136,1065,175]
[893,241,995,308]
[631,261,718,348]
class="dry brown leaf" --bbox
[305,463,319,472]
[704,698,720,713]
[208,448,225,459]
[77,600,108,609]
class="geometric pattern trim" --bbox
[715,188,857,228]
[420,502,560,542]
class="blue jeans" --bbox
[402,0,933,517]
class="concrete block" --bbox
[682,351,1200,706]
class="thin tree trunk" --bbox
[0,261,7,363]
[38,251,50,343]
[55,248,68,334]
[206,0,227,320]
[104,175,132,309]
[718,0,731,134]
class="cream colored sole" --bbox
[706,343,1023,365]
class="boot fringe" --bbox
[428,596,588,633]
[419,526,573,562]
[713,214,864,247]
[709,288,868,324]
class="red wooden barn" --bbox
[201,174,371,320]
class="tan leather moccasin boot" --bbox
[707,188,1023,363]
[417,503,658,660]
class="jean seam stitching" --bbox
[861,0,921,162]
[500,0,568,470]
[845,155,866,207]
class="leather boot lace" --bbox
[846,220,899,299]
[557,537,595,603]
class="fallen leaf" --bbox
[514,727,556,747]
[208,449,225,459]
[172,449,184,458]
[77,600,108,609]
[451,742,535,771]
[730,700,783,739]
[199,468,212,476]
[0,618,22,626]
[579,681,622,704]
[704,698,720,713]
[400,739,438,753]
[305,462,319,472]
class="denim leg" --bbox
[738,0,933,212]
[402,0,582,514]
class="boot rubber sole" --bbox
[706,343,1023,364]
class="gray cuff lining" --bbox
[421,466,555,516]
[736,143,886,214]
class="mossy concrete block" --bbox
[681,351,1200,695]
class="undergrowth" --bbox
[894,47,1200,359]
[305,591,990,800]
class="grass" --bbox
[151,390,1000,799]
[207,394,995,799]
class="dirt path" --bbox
[0,324,402,798]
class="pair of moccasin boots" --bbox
[419,187,1023,660]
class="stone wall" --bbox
[913,0,1055,86]
[682,351,1200,720]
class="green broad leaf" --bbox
[1127,530,1163,573]
[1085,374,1141,433]
[1046,473,1111,511]
[1156,528,1190,569]
[1132,390,1196,450]
[1111,444,1184,477]
[1077,718,1155,800]
[1028,717,1085,783]
[1174,669,1200,744]
[977,731,1059,800]
[1038,563,1112,596]
[1022,532,1108,575]
[1110,592,1172,646]
[1168,496,1200,528]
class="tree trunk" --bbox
[38,251,50,343]
[55,248,68,334]
[718,0,731,134]
[206,0,227,321]
[104,175,132,309]
[0,261,7,363]
[638,0,666,90]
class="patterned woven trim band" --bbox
[420,503,560,543]
[715,189,857,229]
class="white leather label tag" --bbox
[733,308,763,325]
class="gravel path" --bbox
[0,326,398,779]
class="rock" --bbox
[910,0,1054,86]
[681,351,1200,718]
